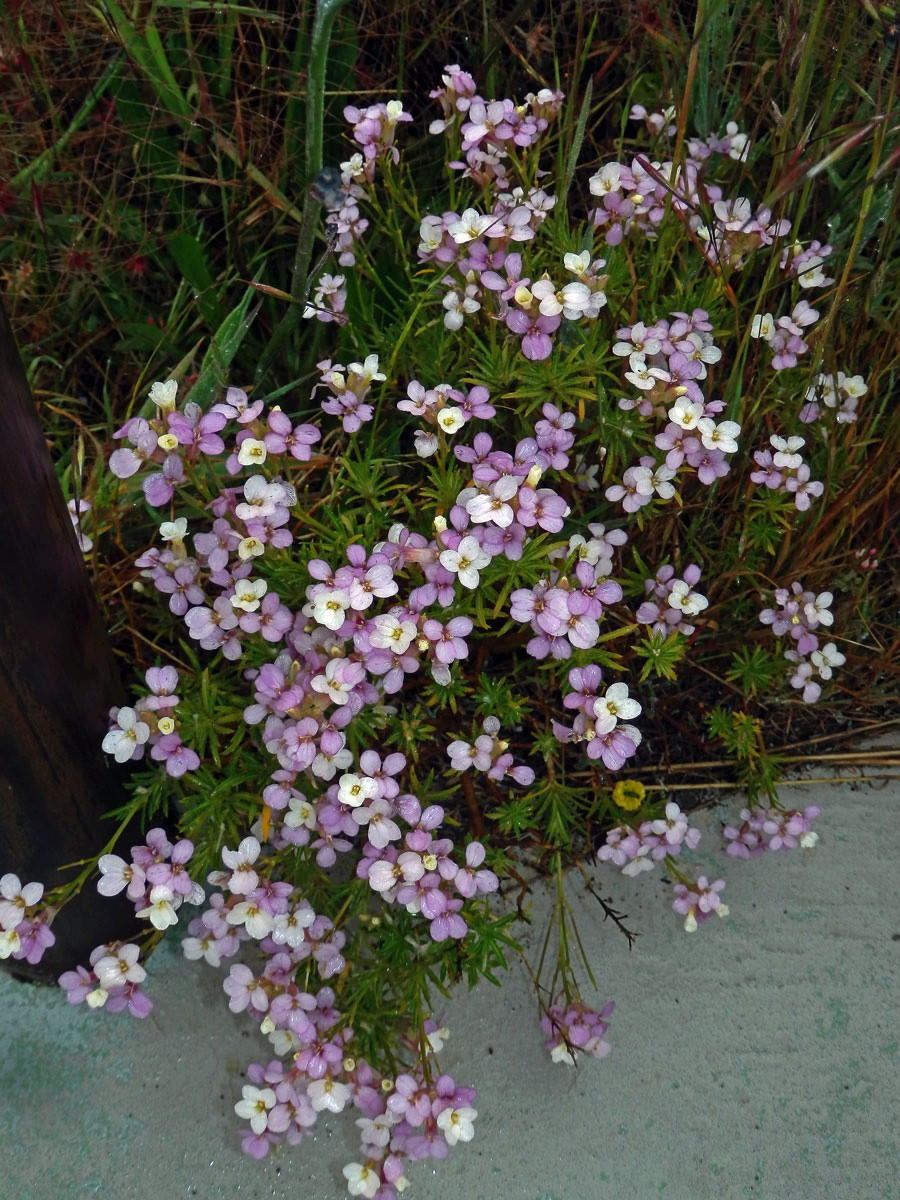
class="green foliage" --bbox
[635,631,688,682]
[726,645,779,697]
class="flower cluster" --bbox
[96,826,204,931]
[749,300,819,371]
[235,1027,477,1198]
[315,354,386,432]
[759,583,845,702]
[750,434,824,511]
[0,873,55,964]
[305,100,413,285]
[541,998,615,1065]
[102,666,200,777]
[429,64,563,190]
[635,564,708,637]
[597,801,700,876]
[553,666,642,771]
[448,716,534,785]
[356,797,499,943]
[671,875,728,932]
[629,105,751,162]
[588,156,788,267]
[419,204,608,360]
[397,377,495,458]
[800,370,867,426]
[59,942,153,1018]
[724,804,821,856]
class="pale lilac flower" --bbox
[96,855,146,901]
[102,707,150,764]
[94,943,146,988]
[222,837,262,894]
[0,874,43,930]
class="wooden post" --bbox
[0,297,140,982]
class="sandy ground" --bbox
[3,754,899,1200]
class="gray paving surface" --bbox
[3,753,899,1200]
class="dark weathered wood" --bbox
[0,297,141,981]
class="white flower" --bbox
[237,536,265,562]
[0,874,43,931]
[621,848,655,877]
[312,588,351,630]
[631,463,676,499]
[436,406,465,435]
[418,216,444,255]
[564,250,591,274]
[593,682,642,733]
[770,435,805,469]
[385,99,406,125]
[0,929,22,958]
[136,885,179,930]
[94,943,146,988]
[532,278,591,319]
[307,1077,351,1113]
[284,796,317,829]
[466,477,519,528]
[811,643,844,679]
[159,517,187,542]
[414,430,439,457]
[696,418,740,454]
[683,910,698,933]
[800,831,819,849]
[550,1040,576,1065]
[231,578,267,612]
[237,438,267,467]
[148,379,178,411]
[797,255,827,288]
[624,352,667,391]
[271,902,316,948]
[226,900,275,939]
[803,591,834,628]
[348,354,386,384]
[667,579,708,616]
[182,932,222,967]
[439,536,491,590]
[448,208,496,244]
[343,1163,380,1199]
[840,373,867,399]
[725,121,750,161]
[234,1085,276,1135]
[340,152,366,179]
[338,772,379,809]
[588,163,622,195]
[667,397,705,430]
[436,1104,477,1146]
[750,313,775,340]
[102,707,151,764]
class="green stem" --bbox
[256,0,351,385]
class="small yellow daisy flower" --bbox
[611,780,646,812]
